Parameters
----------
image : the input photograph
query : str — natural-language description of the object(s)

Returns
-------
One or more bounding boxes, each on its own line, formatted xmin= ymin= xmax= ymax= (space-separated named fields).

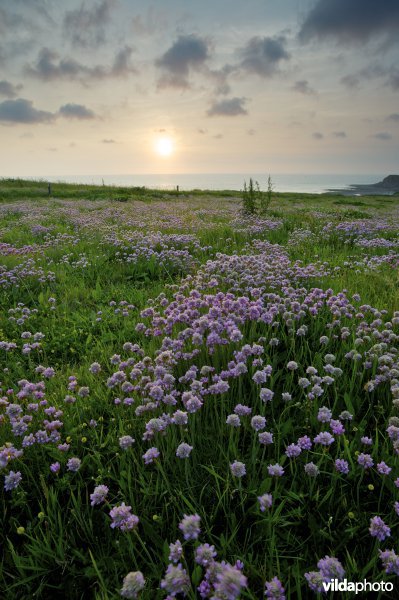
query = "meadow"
xmin=1 ymin=178 xmax=399 ymax=599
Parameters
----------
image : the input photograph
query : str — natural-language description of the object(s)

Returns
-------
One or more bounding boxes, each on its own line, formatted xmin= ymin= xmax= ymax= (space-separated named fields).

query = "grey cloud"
xmin=156 ymin=34 xmax=210 ymax=88
xmin=333 ymin=131 xmax=347 ymax=138
xmin=340 ymin=74 xmax=360 ymax=89
xmin=207 ymin=97 xmax=248 ymax=117
xmin=102 ymin=138 xmax=116 ymax=143
xmin=341 ymin=64 xmax=395 ymax=90
xmin=59 ymin=103 xmax=96 ymax=120
xmin=373 ymin=132 xmax=393 ymax=140
xmin=388 ymin=69 xmax=399 ymax=90
xmin=63 ymin=0 xmax=115 ymax=48
xmin=387 ymin=113 xmax=399 ymax=122
xmin=238 ymin=36 xmax=290 ymax=78
xmin=0 ymin=80 xmax=22 ymax=98
xmin=111 ymin=47 xmax=138 ymax=77
xmin=131 ymin=7 xmax=168 ymax=36
xmin=312 ymin=132 xmax=324 ymax=139
xmin=26 ymin=46 xmax=137 ymax=82
xmin=292 ymin=80 xmax=317 ymax=95
xmin=299 ymin=0 xmax=399 ymax=45
xmin=206 ymin=65 xmax=234 ymax=96
xmin=0 ymin=98 xmax=54 ymax=124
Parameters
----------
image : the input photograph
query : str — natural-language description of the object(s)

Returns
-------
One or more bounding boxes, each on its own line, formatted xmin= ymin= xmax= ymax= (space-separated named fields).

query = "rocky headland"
xmin=328 ymin=174 xmax=399 ymax=196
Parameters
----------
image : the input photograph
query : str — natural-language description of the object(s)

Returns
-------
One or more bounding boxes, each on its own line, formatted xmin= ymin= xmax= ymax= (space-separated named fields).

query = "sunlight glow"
xmin=155 ymin=137 xmax=174 ymax=157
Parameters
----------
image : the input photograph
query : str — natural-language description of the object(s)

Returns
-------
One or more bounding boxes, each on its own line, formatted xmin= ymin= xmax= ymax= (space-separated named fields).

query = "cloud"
xmin=388 ymin=68 xmax=399 ymax=90
xmin=333 ymin=131 xmax=347 ymax=138
xmin=340 ymin=74 xmax=360 ymax=89
xmin=387 ymin=113 xmax=399 ymax=122
xmin=299 ymin=0 xmax=399 ymax=45
xmin=26 ymin=46 xmax=137 ymax=82
xmin=207 ymin=97 xmax=248 ymax=117
xmin=111 ymin=47 xmax=138 ymax=77
xmin=312 ymin=132 xmax=324 ymax=139
xmin=131 ymin=6 xmax=168 ymax=36
xmin=340 ymin=64 xmax=394 ymax=90
xmin=237 ymin=36 xmax=290 ymax=78
xmin=102 ymin=138 xmax=116 ymax=143
xmin=0 ymin=79 xmax=22 ymax=98
xmin=0 ymin=98 xmax=54 ymax=124
xmin=63 ymin=0 xmax=115 ymax=48
xmin=372 ymin=132 xmax=393 ymax=140
xmin=156 ymin=34 xmax=210 ymax=88
xmin=58 ymin=103 xmax=96 ymax=120
xmin=292 ymin=80 xmax=317 ymax=95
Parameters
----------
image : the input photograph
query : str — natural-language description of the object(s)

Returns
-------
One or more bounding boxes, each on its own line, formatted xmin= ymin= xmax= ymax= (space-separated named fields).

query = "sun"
xmin=155 ymin=136 xmax=174 ymax=157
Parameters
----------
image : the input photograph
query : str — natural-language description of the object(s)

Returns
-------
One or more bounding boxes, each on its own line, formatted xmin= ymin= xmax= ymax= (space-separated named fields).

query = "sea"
xmin=33 ymin=173 xmax=385 ymax=195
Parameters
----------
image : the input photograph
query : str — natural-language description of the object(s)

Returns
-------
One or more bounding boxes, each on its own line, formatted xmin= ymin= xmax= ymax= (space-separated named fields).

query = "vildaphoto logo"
xmin=323 ymin=579 xmax=394 ymax=594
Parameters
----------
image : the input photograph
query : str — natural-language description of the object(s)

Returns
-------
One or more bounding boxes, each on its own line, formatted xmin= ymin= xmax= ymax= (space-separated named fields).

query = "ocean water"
xmin=37 ymin=173 xmax=385 ymax=194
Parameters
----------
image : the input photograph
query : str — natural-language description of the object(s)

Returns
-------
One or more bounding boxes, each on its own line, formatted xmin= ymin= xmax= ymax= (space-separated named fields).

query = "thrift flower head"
xmin=213 ymin=563 xmax=248 ymax=600
xmin=234 ymin=404 xmax=252 ymax=416
xmin=330 ymin=420 xmax=345 ymax=435
xmin=119 ymin=435 xmax=135 ymax=450
xmin=230 ymin=461 xmax=246 ymax=478
xmin=169 ymin=540 xmax=183 ymax=563
xmin=265 ymin=576 xmax=286 ymax=599
xmin=317 ymin=556 xmax=345 ymax=580
xmin=304 ymin=462 xmax=319 ymax=477
xmin=267 ymin=463 xmax=284 ymax=477
xmin=317 ymin=406 xmax=332 ymax=422
xmin=297 ymin=435 xmax=312 ymax=450
xmin=369 ymin=516 xmax=390 ymax=541
xmin=379 ymin=549 xmax=399 ymax=576
xmin=287 ymin=361 xmax=298 ymax=370
xmin=258 ymin=493 xmax=273 ymax=511
xmin=195 ymin=543 xmax=217 ymax=567
xmin=305 ymin=571 xmax=324 ymax=593
xmin=313 ymin=431 xmax=334 ymax=446
xmin=251 ymin=415 xmax=266 ymax=431
xmin=259 ymin=431 xmax=274 ymax=445
xmin=176 ymin=442 xmax=193 ymax=459
xmin=160 ymin=563 xmax=190 ymax=597
xmin=179 ymin=514 xmax=201 ymax=540
xmin=285 ymin=444 xmax=301 ymax=458
xmin=90 ymin=484 xmax=109 ymax=506
xmin=361 ymin=436 xmax=373 ymax=445
xmin=226 ymin=414 xmax=241 ymax=427
xmin=335 ymin=459 xmax=349 ymax=474
xmin=67 ymin=457 xmax=81 ymax=472
xmin=357 ymin=453 xmax=374 ymax=469
xmin=377 ymin=461 xmax=391 ymax=475
xmin=120 ymin=571 xmax=145 ymax=599
xmin=260 ymin=388 xmax=274 ymax=402
xmin=109 ymin=503 xmax=139 ymax=532
xmin=89 ymin=362 xmax=101 ymax=374
xmin=50 ymin=461 xmax=60 ymax=473
xmin=4 ymin=470 xmax=22 ymax=491
xmin=142 ymin=447 xmax=159 ymax=464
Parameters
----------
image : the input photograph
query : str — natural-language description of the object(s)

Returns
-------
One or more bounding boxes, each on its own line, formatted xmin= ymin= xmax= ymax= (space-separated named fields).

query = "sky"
xmin=0 ymin=0 xmax=398 ymax=176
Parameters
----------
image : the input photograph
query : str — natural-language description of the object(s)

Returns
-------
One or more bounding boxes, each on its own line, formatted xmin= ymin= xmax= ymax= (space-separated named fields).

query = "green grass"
xmin=1 ymin=179 xmax=399 ymax=598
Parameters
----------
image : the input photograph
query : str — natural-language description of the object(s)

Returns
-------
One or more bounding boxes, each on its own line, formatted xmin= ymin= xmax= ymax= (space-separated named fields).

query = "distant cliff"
xmin=328 ymin=174 xmax=399 ymax=196
xmin=376 ymin=175 xmax=399 ymax=190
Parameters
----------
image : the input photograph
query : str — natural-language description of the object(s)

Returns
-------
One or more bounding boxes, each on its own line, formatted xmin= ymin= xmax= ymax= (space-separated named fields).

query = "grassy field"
xmin=1 ymin=178 xmax=399 ymax=599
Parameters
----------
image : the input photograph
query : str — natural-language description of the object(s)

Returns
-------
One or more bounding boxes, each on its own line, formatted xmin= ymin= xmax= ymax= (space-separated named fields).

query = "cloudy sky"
xmin=1 ymin=0 xmax=398 ymax=176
